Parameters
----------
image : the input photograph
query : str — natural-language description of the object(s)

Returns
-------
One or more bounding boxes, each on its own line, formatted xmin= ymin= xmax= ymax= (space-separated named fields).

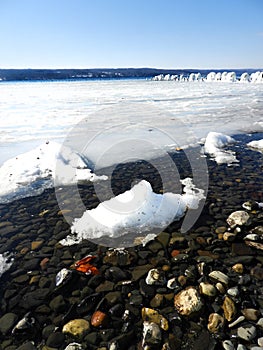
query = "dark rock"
xmin=104 ymin=266 xmax=129 ymax=282
xmin=42 ymin=324 xmax=56 ymax=340
xmin=0 ymin=313 xmax=18 ymax=335
xmin=21 ymin=288 xmax=50 ymax=309
xmin=95 ymin=281 xmax=114 ymax=293
xmin=16 ymin=342 xmax=37 ymax=350
xmin=46 ymin=332 xmax=65 ymax=347
xmin=49 ymin=295 xmax=66 ymax=313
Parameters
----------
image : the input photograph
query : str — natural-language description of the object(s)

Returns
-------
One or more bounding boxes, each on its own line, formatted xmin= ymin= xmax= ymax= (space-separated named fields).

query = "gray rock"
xmin=237 ymin=345 xmax=247 ymax=350
xmin=49 ymin=295 xmax=66 ymax=312
xmin=0 ymin=313 xmax=18 ymax=335
xmin=227 ymin=210 xmax=250 ymax=228
xmin=257 ymin=317 xmax=263 ymax=328
xmin=237 ymin=324 xmax=257 ymax=341
xmin=16 ymin=342 xmax=37 ymax=350
xmin=46 ymin=332 xmax=65 ymax=347
xmin=222 ymin=340 xmax=235 ymax=350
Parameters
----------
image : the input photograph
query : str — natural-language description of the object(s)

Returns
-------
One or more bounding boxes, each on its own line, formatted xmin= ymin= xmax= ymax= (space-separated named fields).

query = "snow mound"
xmin=204 ymin=132 xmax=238 ymax=165
xmin=60 ymin=178 xmax=205 ymax=246
xmin=0 ymin=141 xmax=107 ymax=203
xmin=247 ymin=139 xmax=263 ymax=150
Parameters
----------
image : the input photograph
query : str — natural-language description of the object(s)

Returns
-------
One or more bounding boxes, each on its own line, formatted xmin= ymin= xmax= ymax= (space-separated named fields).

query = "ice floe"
xmin=60 ymin=178 xmax=205 ymax=246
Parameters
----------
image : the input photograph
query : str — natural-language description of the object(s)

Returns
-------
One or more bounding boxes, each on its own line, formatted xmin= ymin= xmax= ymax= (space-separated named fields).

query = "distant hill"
xmin=0 ymin=68 xmax=260 ymax=82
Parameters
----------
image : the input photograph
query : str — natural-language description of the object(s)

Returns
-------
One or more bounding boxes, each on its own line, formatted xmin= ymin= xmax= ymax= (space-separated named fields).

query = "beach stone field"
xmin=0 ymin=133 xmax=262 ymax=350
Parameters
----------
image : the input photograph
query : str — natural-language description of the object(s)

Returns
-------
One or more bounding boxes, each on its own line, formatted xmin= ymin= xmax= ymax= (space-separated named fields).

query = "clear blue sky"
xmin=0 ymin=0 xmax=262 ymax=69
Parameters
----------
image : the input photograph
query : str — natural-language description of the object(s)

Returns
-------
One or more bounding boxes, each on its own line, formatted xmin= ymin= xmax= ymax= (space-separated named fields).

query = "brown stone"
xmin=232 ymin=263 xmax=244 ymax=274
xmin=222 ymin=296 xmax=236 ymax=321
xmin=91 ymin=311 xmax=108 ymax=328
xmin=241 ymin=308 xmax=260 ymax=321
xmin=197 ymin=250 xmax=219 ymax=259
xmin=207 ymin=313 xmax=225 ymax=333
xmin=231 ymin=243 xmax=254 ymax=256
xmin=251 ymin=266 xmax=263 ymax=280
xmin=40 ymin=257 xmax=49 ymax=270
xmin=31 ymin=240 xmax=44 ymax=251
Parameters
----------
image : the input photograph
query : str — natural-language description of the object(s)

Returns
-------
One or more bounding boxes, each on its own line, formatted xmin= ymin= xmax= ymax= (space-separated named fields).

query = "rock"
xmin=105 ymin=291 xmax=122 ymax=305
xmin=258 ymin=337 xmax=263 ymax=347
xmin=31 ymin=240 xmax=44 ymax=250
xmin=90 ymin=311 xmax=108 ymax=328
xmin=209 ymin=270 xmax=229 ymax=285
xmin=150 ymin=294 xmax=164 ymax=308
xmin=64 ymin=343 xmax=82 ymax=350
xmin=167 ymin=277 xmax=180 ymax=290
xmin=207 ymin=313 xmax=224 ymax=333
xmin=12 ymin=312 xmax=35 ymax=334
xmin=145 ymin=268 xmax=166 ymax=285
xmin=22 ymin=288 xmax=50 ymax=309
xmin=95 ymin=280 xmax=114 ymax=293
xmin=227 ymin=286 xmax=239 ymax=298
xmin=108 ymin=330 xmax=134 ymax=350
xmin=227 ymin=211 xmax=250 ymax=228
xmin=49 ymin=295 xmax=66 ymax=312
xmin=62 ymin=319 xmax=90 ymax=338
xmin=46 ymin=332 xmax=65 ymax=347
xmin=199 ymin=282 xmax=217 ymax=297
xmin=251 ymin=266 xmax=263 ymax=280
xmin=104 ymin=266 xmax=129 ymax=282
xmin=215 ymin=282 xmax=226 ymax=294
xmin=174 ymin=286 xmax=203 ymax=316
xmin=16 ymin=342 xmax=37 ymax=350
xmin=142 ymin=321 xmax=162 ymax=347
xmin=222 ymin=340 xmax=235 ymax=350
xmin=40 ymin=257 xmax=49 ymax=270
xmin=236 ymin=345 xmax=247 ymax=350
xmin=257 ymin=318 xmax=263 ymax=328
xmin=55 ymin=268 xmax=73 ymax=287
xmin=241 ymin=308 xmax=260 ymax=321
xmin=141 ymin=307 xmax=168 ymax=331
xmin=228 ymin=316 xmax=245 ymax=328
xmin=42 ymin=325 xmax=56 ymax=339
xmin=237 ymin=324 xmax=257 ymax=341
xmin=131 ymin=264 xmax=153 ymax=281
xmin=0 ymin=313 xmax=18 ymax=335
xmin=222 ymin=296 xmax=236 ymax=321
xmin=232 ymin=263 xmax=244 ymax=273
xmin=156 ymin=232 xmax=170 ymax=247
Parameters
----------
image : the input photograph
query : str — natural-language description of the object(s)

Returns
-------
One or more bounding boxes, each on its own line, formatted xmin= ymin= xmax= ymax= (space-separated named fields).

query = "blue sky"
xmin=0 ymin=0 xmax=262 ymax=69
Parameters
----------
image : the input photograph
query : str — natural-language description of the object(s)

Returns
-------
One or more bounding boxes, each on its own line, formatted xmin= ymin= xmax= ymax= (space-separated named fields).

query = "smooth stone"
xmin=141 ymin=307 xmax=168 ymax=331
xmin=16 ymin=342 xmax=37 ymax=350
xmin=85 ymin=332 xmax=98 ymax=345
xmin=232 ymin=263 xmax=244 ymax=273
xmin=142 ymin=321 xmax=162 ymax=347
xmin=49 ymin=295 xmax=66 ymax=312
xmin=209 ymin=270 xmax=229 ymax=285
xmin=215 ymin=282 xmax=226 ymax=294
xmin=251 ymin=266 xmax=263 ymax=280
xmin=131 ymin=264 xmax=153 ymax=281
xmin=227 ymin=211 xmax=250 ymax=228
xmin=105 ymin=291 xmax=122 ymax=305
xmin=104 ymin=266 xmax=128 ymax=282
xmin=222 ymin=296 xmax=236 ymax=321
xmin=145 ymin=268 xmax=166 ymax=285
xmin=156 ymin=232 xmax=170 ymax=247
xmin=174 ymin=286 xmax=203 ymax=316
xmin=228 ymin=316 xmax=245 ymax=328
xmin=236 ymin=345 xmax=247 ymax=350
xmin=95 ymin=281 xmax=114 ymax=293
xmin=241 ymin=308 xmax=260 ymax=321
xmin=199 ymin=282 xmax=217 ymax=297
xmin=227 ymin=286 xmax=239 ymax=297
xmin=223 ymin=232 xmax=236 ymax=242
xmin=42 ymin=325 xmax=56 ymax=340
xmin=90 ymin=311 xmax=108 ymax=328
xmin=207 ymin=313 xmax=224 ymax=333
xmin=62 ymin=319 xmax=90 ymax=338
xmin=31 ymin=240 xmax=44 ymax=250
xmin=257 ymin=318 xmax=263 ymax=328
xmin=258 ymin=337 xmax=263 ymax=347
xmin=0 ymin=313 xmax=18 ymax=335
xmin=237 ymin=324 xmax=257 ymax=341
xmin=222 ymin=340 xmax=235 ymax=350
xmin=46 ymin=332 xmax=65 ymax=347
xmin=150 ymin=294 xmax=164 ymax=308
xmin=64 ymin=343 xmax=82 ymax=350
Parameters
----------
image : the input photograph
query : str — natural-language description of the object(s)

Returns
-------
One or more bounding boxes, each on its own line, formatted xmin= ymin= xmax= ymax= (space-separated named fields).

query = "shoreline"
xmin=0 ymin=132 xmax=263 ymax=349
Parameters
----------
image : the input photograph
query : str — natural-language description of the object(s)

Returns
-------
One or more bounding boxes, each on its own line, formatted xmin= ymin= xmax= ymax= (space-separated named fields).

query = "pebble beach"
xmin=0 ymin=132 xmax=263 ymax=350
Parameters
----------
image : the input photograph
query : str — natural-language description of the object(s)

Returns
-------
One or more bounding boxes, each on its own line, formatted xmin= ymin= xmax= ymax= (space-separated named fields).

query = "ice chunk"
xmin=204 ymin=132 xmax=238 ymax=165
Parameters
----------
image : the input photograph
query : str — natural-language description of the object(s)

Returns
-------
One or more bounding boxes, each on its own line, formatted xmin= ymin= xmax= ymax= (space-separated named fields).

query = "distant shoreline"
xmin=0 ymin=68 xmax=262 ymax=82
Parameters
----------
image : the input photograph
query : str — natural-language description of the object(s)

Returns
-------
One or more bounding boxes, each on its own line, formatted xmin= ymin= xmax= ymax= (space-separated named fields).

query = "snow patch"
xmin=247 ymin=139 xmax=263 ymax=150
xmin=204 ymin=132 xmax=238 ymax=165
xmin=0 ymin=141 xmax=107 ymax=203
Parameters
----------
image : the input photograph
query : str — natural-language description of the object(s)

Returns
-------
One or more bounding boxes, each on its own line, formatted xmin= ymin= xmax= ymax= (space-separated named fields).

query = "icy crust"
xmin=60 ymin=178 xmax=205 ymax=246
xmin=204 ymin=132 xmax=238 ymax=165
xmin=0 ymin=141 xmax=107 ymax=204
xmin=247 ymin=139 xmax=263 ymax=150
xmin=0 ymin=253 xmax=13 ymax=278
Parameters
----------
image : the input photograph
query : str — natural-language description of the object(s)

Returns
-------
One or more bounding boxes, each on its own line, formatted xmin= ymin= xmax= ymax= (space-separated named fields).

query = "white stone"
xmin=174 ymin=286 xmax=203 ymax=316
xmin=227 ymin=286 xmax=239 ymax=297
xmin=145 ymin=269 xmax=165 ymax=286
xmin=142 ymin=321 xmax=162 ymax=347
xmin=237 ymin=324 xmax=257 ymax=341
xmin=227 ymin=211 xmax=250 ymax=228
xmin=222 ymin=340 xmax=235 ymax=350
xmin=258 ymin=337 xmax=263 ymax=347
xmin=228 ymin=316 xmax=245 ymax=328
xmin=64 ymin=343 xmax=82 ymax=350
xmin=209 ymin=270 xmax=229 ymax=285
xmin=237 ymin=345 xmax=247 ymax=350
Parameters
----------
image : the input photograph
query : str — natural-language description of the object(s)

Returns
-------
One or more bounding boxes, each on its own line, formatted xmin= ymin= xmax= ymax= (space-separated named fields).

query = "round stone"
xmin=222 ymin=296 xmax=236 ymax=322
xmin=232 ymin=263 xmax=244 ymax=274
xmin=62 ymin=319 xmax=90 ymax=338
xmin=174 ymin=286 xmax=203 ymax=316
xmin=199 ymin=282 xmax=217 ymax=297
xmin=227 ymin=210 xmax=250 ymax=228
xmin=237 ymin=324 xmax=257 ymax=341
xmin=90 ymin=311 xmax=108 ymax=328
xmin=207 ymin=313 xmax=224 ymax=333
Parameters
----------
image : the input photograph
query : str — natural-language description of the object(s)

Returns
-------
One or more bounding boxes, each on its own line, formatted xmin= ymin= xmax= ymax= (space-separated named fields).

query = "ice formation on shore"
xmin=247 ymin=139 xmax=263 ymax=150
xmin=0 ymin=141 xmax=107 ymax=203
xmin=204 ymin=132 xmax=238 ymax=165
xmin=60 ymin=178 xmax=205 ymax=246
xmin=152 ymin=70 xmax=263 ymax=83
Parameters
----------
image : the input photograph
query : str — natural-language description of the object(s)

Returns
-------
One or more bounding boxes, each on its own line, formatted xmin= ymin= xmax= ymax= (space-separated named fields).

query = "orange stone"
xmin=171 ymin=250 xmax=180 ymax=257
xmin=91 ymin=311 xmax=108 ymax=328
